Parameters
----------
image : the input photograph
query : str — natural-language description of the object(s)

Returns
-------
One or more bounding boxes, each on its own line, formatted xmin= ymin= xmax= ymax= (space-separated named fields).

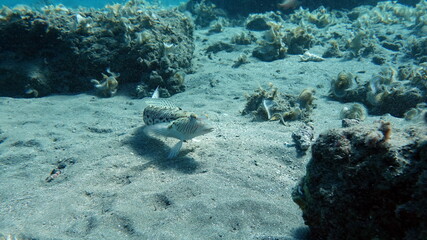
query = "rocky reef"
xmin=328 ymin=65 xmax=427 ymax=118
xmin=242 ymin=84 xmax=315 ymax=123
xmin=0 ymin=1 xmax=194 ymax=97
xmin=189 ymin=0 xmax=427 ymax=64
xmin=292 ymin=122 xmax=427 ymax=240
xmin=185 ymin=0 xmax=419 ymax=18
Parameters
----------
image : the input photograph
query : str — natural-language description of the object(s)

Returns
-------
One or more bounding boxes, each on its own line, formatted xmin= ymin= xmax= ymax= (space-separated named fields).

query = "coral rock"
xmin=292 ymin=123 xmax=427 ymax=240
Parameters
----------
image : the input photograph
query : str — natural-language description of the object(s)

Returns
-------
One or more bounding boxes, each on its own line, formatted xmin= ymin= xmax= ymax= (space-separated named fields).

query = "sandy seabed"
xmin=0 ymin=25 xmax=415 ymax=239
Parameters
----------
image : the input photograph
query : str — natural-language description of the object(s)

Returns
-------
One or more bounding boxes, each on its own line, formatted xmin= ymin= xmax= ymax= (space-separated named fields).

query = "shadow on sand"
xmin=125 ymin=126 xmax=201 ymax=174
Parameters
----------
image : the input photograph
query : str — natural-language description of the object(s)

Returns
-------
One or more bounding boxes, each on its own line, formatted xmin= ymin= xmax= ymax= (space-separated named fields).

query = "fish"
xmin=143 ymin=104 xmax=188 ymax=126
xmin=142 ymin=87 xmax=213 ymax=158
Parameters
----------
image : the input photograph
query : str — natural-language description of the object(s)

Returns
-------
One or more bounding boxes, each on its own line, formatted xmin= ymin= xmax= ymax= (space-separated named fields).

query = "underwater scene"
xmin=0 ymin=0 xmax=426 ymax=239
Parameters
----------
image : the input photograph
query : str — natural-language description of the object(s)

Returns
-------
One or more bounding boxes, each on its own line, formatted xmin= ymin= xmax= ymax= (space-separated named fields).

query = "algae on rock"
xmin=0 ymin=1 xmax=194 ymax=97
xmin=293 ymin=122 xmax=427 ymax=240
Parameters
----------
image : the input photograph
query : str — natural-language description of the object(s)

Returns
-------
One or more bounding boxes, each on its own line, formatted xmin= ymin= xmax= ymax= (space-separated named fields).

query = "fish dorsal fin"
xmin=144 ymin=98 xmax=178 ymax=109
xmin=152 ymin=86 xmax=160 ymax=99
xmin=142 ymin=86 xmax=179 ymax=109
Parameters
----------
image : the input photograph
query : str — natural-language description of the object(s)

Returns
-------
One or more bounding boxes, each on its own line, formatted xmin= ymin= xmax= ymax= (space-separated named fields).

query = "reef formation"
xmin=242 ymin=84 xmax=315 ymax=123
xmin=185 ymin=0 xmax=420 ymax=18
xmin=292 ymin=122 xmax=427 ymax=239
xmin=0 ymin=0 xmax=194 ymax=97
xmin=189 ymin=0 xmax=427 ymax=119
xmin=329 ymin=65 xmax=427 ymax=118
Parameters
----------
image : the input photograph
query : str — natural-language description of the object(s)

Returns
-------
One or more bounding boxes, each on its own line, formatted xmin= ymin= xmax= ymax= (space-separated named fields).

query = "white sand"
xmin=0 ymin=25 xmax=411 ymax=239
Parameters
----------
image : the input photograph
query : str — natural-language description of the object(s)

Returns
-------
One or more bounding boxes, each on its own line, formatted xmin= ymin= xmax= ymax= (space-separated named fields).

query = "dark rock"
xmin=382 ymin=41 xmax=401 ymax=51
xmin=0 ymin=3 xmax=194 ymax=97
xmin=252 ymin=42 xmax=286 ymax=62
xmin=246 ymin=17 xmax=270 ymax=31
xmin=372 ymin=55 xmax=386 ymax=65
xmin=322 ymin=41 xmax=343 ymax=58
xmin=329 ymin=68 xmax=426 ymax=118
xmin=231 ymin=32 xmax=257 ymax=45
xmin=291 ymin=124 xmax=314 ymax=151
xmin=409 ymin=37 xmax=427 ymax=63
xmin=370 ymin=88 xmax=424 ymax=117
xmin=283 ymin=27 xmax=314 ymax=55
xmin=184 ymin=0 xmax=226 ymax=27
xmin=242 ymin=85 xmax=312 ymax=122
xmin=292 ymin=122 xmax=427 ymax=240
xmin=341 ymin=118 xmax=361 ymax=127
xmin=206 ymin=41 xmax=235 ymax=53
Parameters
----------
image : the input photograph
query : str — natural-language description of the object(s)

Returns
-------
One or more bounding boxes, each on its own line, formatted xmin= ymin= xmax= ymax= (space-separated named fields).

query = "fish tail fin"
xmin=168 ymin=140 xmax=183 ymax=159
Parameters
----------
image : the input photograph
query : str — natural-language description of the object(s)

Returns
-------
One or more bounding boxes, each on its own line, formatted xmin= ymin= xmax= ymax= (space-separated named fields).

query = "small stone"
xmin=291 ymin=124 xmax=314 ymax=151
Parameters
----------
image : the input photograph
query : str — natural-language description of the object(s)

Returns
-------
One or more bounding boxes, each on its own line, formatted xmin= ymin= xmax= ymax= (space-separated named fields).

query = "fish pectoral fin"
xmin=143 ymin=123 xmax=170 ymax=137
xmin=168 ymin=140 xmax=183 ymax=159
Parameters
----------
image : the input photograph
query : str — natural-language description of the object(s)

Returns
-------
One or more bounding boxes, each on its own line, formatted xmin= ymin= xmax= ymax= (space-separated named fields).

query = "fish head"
xmin=170 ymin=114 xmax=214 ymax=140
xmin=194 ymin=119 xmax=214 ymax=136
xmin=143 ymin=113 xmax=214 ymax=141
xmin=191 ymin=114 xmax=214 ymax=136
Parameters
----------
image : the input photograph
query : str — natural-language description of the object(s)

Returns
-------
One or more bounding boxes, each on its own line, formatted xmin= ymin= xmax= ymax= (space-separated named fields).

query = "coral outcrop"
xmin=283 ymin=26 xmax=315 ymax=55
xmin=242 ymin=85 xmax=314 ymax=123
xmin=0 ymin=1 xmax=194 ymax=97
xmin=293 ymin=122 xmax=427 ymax=240
xmin=329 ymin=66 xmax=427 ymax=118
xmin=339 ymin=103 xmax=367 ymax=120
xmin=184 ymin=0 xmax=225 ymax=27
xmin=186 ymin=0 xmax=418 ymax=19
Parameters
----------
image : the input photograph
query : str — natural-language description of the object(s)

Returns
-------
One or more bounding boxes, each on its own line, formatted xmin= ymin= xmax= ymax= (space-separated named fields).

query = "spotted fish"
xmin=142 ymin=87 xmax=213 ymax=158
xmin=143 ymin=103 xmax=187 ymax=126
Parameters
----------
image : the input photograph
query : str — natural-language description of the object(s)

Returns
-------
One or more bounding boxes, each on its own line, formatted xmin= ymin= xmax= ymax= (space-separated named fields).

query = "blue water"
xmin=1 ymin=0 xmax=187 ymax=8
